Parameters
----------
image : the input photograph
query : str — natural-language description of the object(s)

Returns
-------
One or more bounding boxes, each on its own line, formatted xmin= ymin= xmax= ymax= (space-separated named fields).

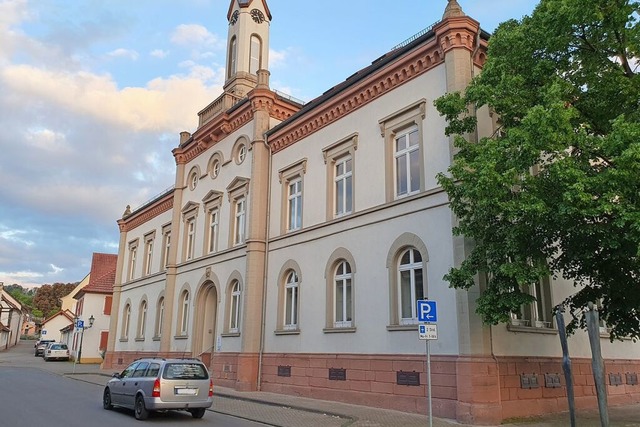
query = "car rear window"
xmin=162 ymin=363 xmax=208 ymax=380
xmin=50 ymin=344 xmax=67 ymax=350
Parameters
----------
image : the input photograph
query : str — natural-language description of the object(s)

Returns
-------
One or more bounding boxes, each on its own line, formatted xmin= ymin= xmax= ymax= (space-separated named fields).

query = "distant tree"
xmin=33 ymin=283 xmax=78 ymax=319
xmin=435 ymin=0 xmax=639 ymax=340
xmin=6 ymin=285 xmax=34 ymax=309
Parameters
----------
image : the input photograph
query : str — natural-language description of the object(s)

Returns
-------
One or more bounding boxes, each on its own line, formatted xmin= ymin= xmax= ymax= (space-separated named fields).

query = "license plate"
xmin=175 ymin=388 xmax=198 ymax=396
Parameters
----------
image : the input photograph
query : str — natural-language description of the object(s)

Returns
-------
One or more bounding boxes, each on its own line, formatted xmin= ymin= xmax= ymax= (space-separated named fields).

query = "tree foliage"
xmin=5 ymin=284 xmax=36 ymax=310
xmin=435 ymin=0 xmax=639 ymax=339
xmin=32 ymin=283 xmax=78 ymax=319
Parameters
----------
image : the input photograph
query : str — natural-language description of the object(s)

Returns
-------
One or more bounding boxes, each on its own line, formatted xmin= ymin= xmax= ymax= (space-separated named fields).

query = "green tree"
xmin=435 ymin=0 xmax=639 ymax=340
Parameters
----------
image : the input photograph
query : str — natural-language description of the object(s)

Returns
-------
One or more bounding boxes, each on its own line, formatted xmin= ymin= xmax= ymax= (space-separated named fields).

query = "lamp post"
xmin=74 ymin=315 xmax=95 ymax=365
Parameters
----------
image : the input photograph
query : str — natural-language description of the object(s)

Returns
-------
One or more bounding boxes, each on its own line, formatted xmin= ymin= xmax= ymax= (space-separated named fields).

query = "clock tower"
xmin=225 ymin=0 xmax=272 ymax=97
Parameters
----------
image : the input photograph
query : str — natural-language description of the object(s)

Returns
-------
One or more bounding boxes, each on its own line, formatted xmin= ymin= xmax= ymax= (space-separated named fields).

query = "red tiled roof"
xmin=75 ymin=252 xmax=117 ymax=298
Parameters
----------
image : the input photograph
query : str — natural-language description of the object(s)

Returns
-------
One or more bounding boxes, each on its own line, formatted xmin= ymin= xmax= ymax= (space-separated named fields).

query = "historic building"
xmin=103 ymin=1 xmax=640 ymax=424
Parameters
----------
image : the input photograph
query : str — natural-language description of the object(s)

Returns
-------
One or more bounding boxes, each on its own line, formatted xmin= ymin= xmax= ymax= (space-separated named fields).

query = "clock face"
xmin=250 ymin=9 xmax=265 ymax=24
xmin=230 ymin=10 xmax=239 ymax=25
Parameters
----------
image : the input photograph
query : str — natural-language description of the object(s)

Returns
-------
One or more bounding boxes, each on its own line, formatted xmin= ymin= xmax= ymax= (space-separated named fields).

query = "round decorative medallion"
xmin=250 ymin=9 xmax=265 ymax=23
xmin=230 ymin=10 xmax=239 ymax=25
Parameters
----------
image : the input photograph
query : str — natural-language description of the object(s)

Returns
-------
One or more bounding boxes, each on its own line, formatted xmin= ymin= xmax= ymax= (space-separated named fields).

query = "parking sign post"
xmin=417 ymin=299 xmax=438 ymax=427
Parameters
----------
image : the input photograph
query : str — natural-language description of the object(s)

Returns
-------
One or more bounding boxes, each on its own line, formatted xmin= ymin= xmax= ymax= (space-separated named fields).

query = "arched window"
xmin=229 ymin=281 xmax=241 ymax=332
xmin=177 ymin=290 xmax=190 ymax=335
xmin=249 ymin=35 xmax=261 ymax=74
xmin=399 ymin=248 xmax=423 ymax=324
xmin=284 ymin=271 xmax=299 ymax=330
xmin=121 ymin=303 xmax=131 ymax=340
xmin=154 ymin=296 xmax=164 ymax=338
xmin=228 ymin=37 xmax=237 ymax=77
xmin=334 ymin=261 xmax=353 ymax=328
xmin=137 ymin=300 xmax=147 ymax=339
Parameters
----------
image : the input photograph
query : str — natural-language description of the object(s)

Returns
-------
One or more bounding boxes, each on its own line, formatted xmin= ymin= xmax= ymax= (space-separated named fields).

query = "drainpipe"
xmin=257 ymin=131 xmax=272 ymax=391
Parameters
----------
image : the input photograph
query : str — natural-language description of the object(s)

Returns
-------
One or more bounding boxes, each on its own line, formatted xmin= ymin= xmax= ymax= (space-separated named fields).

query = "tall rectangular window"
xmin=186 ymin=219 xmax=195 ymax=260
xmin=127 ymin=241 xmax=138 ymax=281
xmin=143 ymin=232 xmax=155 ymax=276
xmin=234 ymin=197 xmax=246 ymax=245
xmin=208 ymin=209 xmax=218 ymax=253
xmin=335 ymin=156 xmax=352 ymax=217
xmin=161 ymin=228 xmax=171 ymax=270
xmin=249 ymin=35 xmax=261 ymax=74
xmin=395 ymin=127 xmax=420 ymax=197
xmin=288 ymin=178 xmax=302 ymax=231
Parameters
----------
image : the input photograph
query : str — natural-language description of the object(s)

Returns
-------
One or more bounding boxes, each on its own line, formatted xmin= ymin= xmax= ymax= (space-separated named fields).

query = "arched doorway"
xmin=194 ymin=282 xmax=218 ymax=368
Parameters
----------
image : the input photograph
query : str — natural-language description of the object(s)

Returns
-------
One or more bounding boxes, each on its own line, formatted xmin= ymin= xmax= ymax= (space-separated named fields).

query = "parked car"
xmin=102 ymin=358 xmax=213 ymax=420
xmin=34 ymin=339 xmax=55 ymax=357
xmin=43 ymin=343 xmax=70 ymax=361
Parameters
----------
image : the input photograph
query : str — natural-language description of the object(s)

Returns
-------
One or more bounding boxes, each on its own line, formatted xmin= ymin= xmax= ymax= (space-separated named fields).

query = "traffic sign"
xmin=419 ymin=324 xmax=438 ymax=340
xmin=417 ymin=300 xmax=437 ymax=323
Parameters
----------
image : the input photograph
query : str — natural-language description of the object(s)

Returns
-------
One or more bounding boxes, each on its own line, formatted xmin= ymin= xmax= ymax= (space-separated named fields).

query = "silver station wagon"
xmin=102 ymin=358 xmax=213 ymax=420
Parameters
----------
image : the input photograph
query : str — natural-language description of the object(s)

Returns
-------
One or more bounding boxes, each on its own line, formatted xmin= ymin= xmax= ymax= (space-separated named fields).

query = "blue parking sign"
xmin=417 ymin=300 xmax=437 ymax=323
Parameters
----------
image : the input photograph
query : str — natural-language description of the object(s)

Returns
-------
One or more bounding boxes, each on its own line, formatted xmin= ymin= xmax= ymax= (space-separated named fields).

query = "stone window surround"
xmin=278 ymin=158 xmax=307 ymax=235
xmin=322 ymin=133 xmax=358 ymax=221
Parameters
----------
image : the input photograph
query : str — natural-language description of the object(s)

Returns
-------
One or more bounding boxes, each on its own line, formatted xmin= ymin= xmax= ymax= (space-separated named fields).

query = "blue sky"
xmin=0 ymin=0 xmax=540 ymax=288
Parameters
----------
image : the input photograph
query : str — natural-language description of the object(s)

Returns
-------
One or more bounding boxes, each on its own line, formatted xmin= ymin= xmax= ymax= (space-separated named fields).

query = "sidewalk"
xmin=64 ymin=363 xmax=640 ymax=427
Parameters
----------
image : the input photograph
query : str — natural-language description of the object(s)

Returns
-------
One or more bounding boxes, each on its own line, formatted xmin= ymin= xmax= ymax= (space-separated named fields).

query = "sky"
xmin=0 ymin=0 xmax=540 ymax=288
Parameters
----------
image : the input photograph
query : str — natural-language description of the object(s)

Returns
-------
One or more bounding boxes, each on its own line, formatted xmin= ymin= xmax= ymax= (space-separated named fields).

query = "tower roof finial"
xmin=443 ymin=0 xmax=465 ymax=19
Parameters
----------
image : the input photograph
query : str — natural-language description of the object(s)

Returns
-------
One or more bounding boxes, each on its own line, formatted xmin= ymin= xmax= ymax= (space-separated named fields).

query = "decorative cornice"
xmin=118 ymin=193 xmax=174 ymax=232
xmin=268 ymin=38 xmax=445 ymax=153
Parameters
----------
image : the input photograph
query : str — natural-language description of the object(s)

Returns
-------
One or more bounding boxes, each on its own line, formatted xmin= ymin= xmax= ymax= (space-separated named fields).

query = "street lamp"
xmin=75 ymin=315 xmax=95 ymax=365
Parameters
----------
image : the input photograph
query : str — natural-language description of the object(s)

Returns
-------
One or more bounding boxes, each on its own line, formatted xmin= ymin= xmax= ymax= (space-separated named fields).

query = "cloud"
xmin=269 ymin=48 xmax=288 ymax=68
xmin=2 ymin=64 xmax=223 ymax=132
xmin=171 ymin=24 xmax=219 ymax=48
xmin=107 ymin=48 xmax=139 ymax=60
xmin=150 ymin=49 xmax=169 ymax=59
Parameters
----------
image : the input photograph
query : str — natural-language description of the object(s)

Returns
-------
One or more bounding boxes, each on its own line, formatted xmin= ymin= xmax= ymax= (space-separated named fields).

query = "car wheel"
xmin=189 ymin=408 xmax=206 ymax=419
xmin=134 ymin=395 xmax=149 ymax=420
xmin=103 ymin=388 xmax=113 ymax=410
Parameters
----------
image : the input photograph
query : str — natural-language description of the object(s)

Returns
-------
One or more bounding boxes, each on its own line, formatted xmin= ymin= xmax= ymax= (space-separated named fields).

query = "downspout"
xmin=257 ymin=131 xmax=272 ymax=391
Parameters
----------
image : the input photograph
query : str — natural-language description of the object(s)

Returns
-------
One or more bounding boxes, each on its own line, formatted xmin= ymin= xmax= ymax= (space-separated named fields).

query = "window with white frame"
xmin=334 ymin=261 xmax=353 ymax=328
xmin=323 ymin=134 xmax=357 ymax=220
xmin=234 ymin=197 xmax=246 ymax=245
xmin=181 ymin=202 xmax=199 ymax=261
xmin=208 ymin=151 xmax=223 ymax=180
xmin=399 ymin=248 xmax=424 ymax=325
xmin=161 ymin=225 xmax=171 ymax=270
xmin=510 ymin=276 xmax=553 ymax=328
xmin=226 ymin=177 xmax=250 ymax=247
xmin=287 ymin=178 xmax=302 ymax=231
xmin=394 ymin=126 xmax=420 ymax=197
xmin=121 ymin=303 xmax=131 ymax=340
xmin=284 ymin=271 xmax=299 ymax=330
xmin=143 ymin=231 xmax=155 ymax=276
xmin=154 ymin=296 xmax=164 ymax=338
xmin=233 ymin=138 xmax=249 ymax=165
xmin=229 ymin=281 xmax=241 ymax=332
xmin=137 ymin=300 xmax=147 ymax=339
xmin=379 ymin=100 xmax=426 ymax=202
xmin=202 ymin=190 xmax=223 ymax=254
xmin=187 ymin=166 xmax=200 ymax=191
xmin=127 ymin=240 xmax=139 ymax=281
xmin=177 ymin=290 xmax=189 ymax=336
xmin=278 ymin=159 xmax=307 ymax=234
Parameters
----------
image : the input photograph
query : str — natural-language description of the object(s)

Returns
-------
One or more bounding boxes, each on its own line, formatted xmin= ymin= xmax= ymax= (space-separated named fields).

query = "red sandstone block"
xmin=370 ymin=381 xmax=394 ymax=394
xmin=292 ymin=375 xmax=309 ymax=386
xmin=348 ymin=359 xmax=371 ymax=370
xmin=347 ymin=369 xmax=366 ymax=381
xmin=365 ymin=370 xmax=376 ymax=381
xmin=515 ymin=362 xmax=540 ymax=375
xmin=432 ymin=373 xmax=457 ymax=387
xmin=393 ymin=383 xmax=425 ymax=397
xmin=516 ymin=386 xmax=543 ymax=400
xmin=431 ymin=385 xmax=457 ymax=400
xmin=308 ymin=358 xmax=326 ymax=368
xmin=459 ymin=385 xmax=500 ymax=403
xmin=308 ymin=377 xmax=328 ymax=388
xmin=542 ymin=387 xmax=566 ymax=398
xmin=432 ymin=360 xmax=456 ymax=374
xmin=307 ymin=367 xmax=326 ymax=378
xmin=349 ymin=380 xmax=371 ymax=392
xmin=375 ymin=371 xmax=396 ymax=383
xmin=574 ymin=374 xmax=587 ymax=386
xmin=502 ymin=375 xmax=521 ymax=388
xmin=370 ymin=360 xmax=393 ymax=372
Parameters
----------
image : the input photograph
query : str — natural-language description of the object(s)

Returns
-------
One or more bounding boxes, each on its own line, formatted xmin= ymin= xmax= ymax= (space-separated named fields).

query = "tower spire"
xmin=442 ymin=0 xmax=465 ymax=19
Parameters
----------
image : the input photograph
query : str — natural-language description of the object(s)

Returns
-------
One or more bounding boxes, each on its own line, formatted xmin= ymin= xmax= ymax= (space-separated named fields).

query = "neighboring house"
xmin=40 ymin=310 xmax=75 ymax=344
xmin=0 ymin=283 xmax=23 ymax=351
xmin=103 ymin=1 xmax=640 ymax=424
xmin=69 ymin=253 xmax=116 ymax=363
xmin=61 ymin=273 xmax=90 ymax=312
xmin=21 ymin=318 xmax=37 ymax=337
